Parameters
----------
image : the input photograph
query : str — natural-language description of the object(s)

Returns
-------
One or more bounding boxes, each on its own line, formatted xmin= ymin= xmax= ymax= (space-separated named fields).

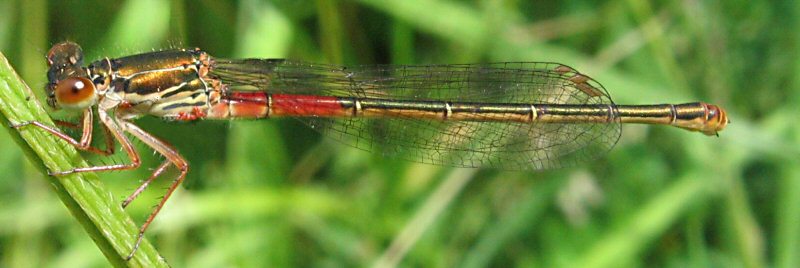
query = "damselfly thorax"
xmin=62 ymin=47 xmax=221 ymax=120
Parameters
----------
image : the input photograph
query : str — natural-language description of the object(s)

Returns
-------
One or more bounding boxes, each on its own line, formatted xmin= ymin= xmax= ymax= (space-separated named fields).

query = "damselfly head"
xmin=45 ymin=42 xmax=95 ymax=110
xmin=47 ymin=42 xmax=83 ymax=67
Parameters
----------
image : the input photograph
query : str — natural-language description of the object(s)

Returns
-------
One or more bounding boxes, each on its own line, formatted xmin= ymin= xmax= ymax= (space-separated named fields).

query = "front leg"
xmin=12 ymin=106 xmax=142 ymax=176
xmin=12 ymin=108 xmax=114 ymax=156
xmin=44 ymin=107 xmax=142 ymax=176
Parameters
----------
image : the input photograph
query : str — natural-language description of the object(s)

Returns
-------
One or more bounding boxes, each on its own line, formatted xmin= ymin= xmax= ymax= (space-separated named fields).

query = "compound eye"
xmin=54 ymin=77 xmax=97 ymax=109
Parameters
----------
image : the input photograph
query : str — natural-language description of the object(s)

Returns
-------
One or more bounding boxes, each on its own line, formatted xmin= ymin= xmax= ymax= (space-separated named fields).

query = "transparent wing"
xmin=209 ymin=59 xmax=621 ymax=170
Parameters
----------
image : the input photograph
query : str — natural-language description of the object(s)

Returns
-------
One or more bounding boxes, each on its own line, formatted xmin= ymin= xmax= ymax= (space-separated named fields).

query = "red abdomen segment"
xmin=207 ymin=92 xmax=349 ymax=119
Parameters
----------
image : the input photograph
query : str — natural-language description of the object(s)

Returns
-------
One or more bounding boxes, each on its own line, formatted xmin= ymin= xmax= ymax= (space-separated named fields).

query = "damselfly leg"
xmin=13 ymin=103 xmax=188 ymax=260
xmin=13 ymin=108 xmax=114 ymax=156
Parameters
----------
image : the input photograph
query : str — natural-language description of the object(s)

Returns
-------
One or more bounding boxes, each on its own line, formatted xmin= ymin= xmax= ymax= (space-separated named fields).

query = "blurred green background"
xmin=0 ymin=0 xmax=795 ymax=267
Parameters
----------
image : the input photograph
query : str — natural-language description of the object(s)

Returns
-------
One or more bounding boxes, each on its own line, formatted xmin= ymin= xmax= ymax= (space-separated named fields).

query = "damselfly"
xmin=13 ymin=42 xmax=728 ymax=260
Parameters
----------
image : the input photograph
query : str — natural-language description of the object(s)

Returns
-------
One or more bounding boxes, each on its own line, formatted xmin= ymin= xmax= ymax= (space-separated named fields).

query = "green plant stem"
xmin=0 ymin=52 xmax=168 ymax=267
